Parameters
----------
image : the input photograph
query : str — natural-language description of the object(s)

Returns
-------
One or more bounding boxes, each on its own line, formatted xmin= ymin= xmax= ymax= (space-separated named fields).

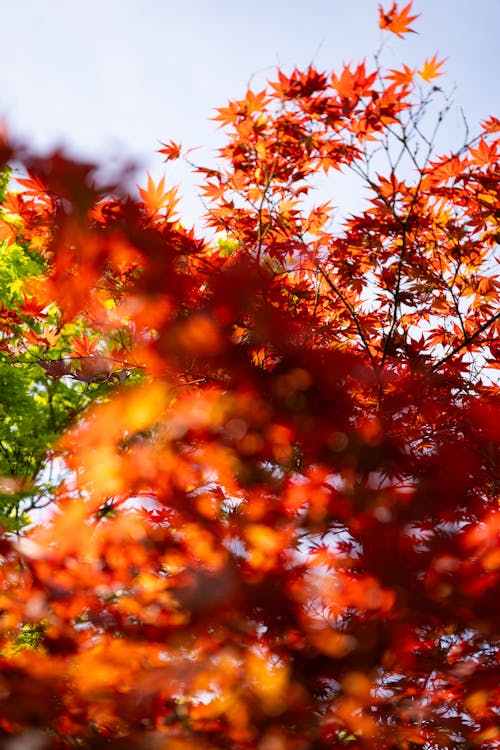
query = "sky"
xmin=1 ymin=0 xmax=499 ymax=226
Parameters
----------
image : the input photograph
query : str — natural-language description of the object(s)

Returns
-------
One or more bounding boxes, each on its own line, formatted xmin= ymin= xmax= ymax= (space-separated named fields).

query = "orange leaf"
xmin=71 ymin=332 xmax=99 ymax=358
xmin=385 ymin=64 xmax=415 ymax=86
xmin=481 ymin=115 xmax=500 ymax=134
xmin=137 ymin=172 xmax=179 ymax=216
xmin=378 ymin=2 xmax=419 ymax=38
xmin=469 ymin=137 xmax=498 ymax=168
xmin=16 ymin=170 xmax=50 ymax=198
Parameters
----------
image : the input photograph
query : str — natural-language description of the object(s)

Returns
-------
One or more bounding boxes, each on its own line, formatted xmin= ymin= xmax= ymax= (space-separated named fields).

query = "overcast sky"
xmin=1 ymin=0 xmax=498 ymax=225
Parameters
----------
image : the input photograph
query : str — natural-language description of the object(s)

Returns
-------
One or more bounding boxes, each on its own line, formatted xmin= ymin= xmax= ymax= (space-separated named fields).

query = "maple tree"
xmin=0 ymin=2 xmax=499 ymax=748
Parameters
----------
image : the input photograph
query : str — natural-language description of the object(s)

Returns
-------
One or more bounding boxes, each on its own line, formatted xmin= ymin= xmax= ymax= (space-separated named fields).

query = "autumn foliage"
xmin=0 ymin=3 xmax=499 ymax=748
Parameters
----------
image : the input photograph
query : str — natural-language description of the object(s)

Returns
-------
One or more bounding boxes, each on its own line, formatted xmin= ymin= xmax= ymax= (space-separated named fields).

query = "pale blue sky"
xmin=1 ymin=0 xmax=498 ymax=224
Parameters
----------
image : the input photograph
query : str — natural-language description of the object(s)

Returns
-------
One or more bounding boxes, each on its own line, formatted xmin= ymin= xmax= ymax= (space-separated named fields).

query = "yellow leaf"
xmin=418 ymin=54 xmax=446 ymax=83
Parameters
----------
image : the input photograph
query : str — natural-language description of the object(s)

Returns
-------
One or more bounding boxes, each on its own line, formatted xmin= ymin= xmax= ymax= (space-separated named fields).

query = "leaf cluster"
xmin=0 ymin=4 xmax=498 ymax=749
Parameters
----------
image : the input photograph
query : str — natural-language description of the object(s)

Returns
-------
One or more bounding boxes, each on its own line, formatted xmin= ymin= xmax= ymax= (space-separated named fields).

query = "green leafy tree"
xmin=0 ymin=167 xmax=133 ymax=530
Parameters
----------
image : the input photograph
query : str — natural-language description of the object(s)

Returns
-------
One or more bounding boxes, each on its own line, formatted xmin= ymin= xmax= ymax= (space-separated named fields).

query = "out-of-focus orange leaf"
xmin=246 ymin=650 xmax=290 ymax=715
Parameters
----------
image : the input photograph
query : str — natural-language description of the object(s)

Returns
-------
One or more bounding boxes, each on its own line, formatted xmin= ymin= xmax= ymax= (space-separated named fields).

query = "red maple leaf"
xmin=18 ymin=294 xmax=48 ymax=319
xmin=158 ymin=140 xmax=182 ymax=162
xmin=378 ymin=1 xmax=419 ymax=37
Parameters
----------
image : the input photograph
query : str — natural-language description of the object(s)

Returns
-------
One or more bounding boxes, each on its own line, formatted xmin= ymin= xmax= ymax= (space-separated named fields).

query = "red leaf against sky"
xmin=378 ymin=1 xmax=420 ymax=37
xmin=158 ymin=139 xmax=182 ymax=162
xmin=385 ymin=64 xmax=415 ymax=86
